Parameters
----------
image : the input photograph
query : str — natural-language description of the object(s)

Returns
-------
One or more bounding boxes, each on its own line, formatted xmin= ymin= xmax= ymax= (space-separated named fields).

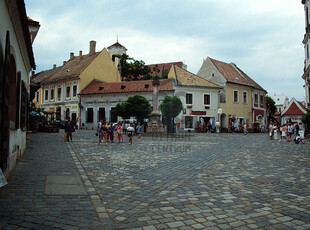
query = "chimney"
xmin=89 ymin=40 xmax=96 ymax=55
xmin=53 ymin=64 xmax=56 ymax=69
xmin=79 ymin=50 xmax=82 ymax=58
xmin=70 ymin=52 xmax=74 ymax=60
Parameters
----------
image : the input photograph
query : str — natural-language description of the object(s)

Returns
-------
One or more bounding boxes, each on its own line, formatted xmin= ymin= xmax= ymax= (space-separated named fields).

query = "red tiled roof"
xmin=79 ymin=79 xmax=174 ymax=95
xmin=147 ymin=62 xmax=184 ymax=77
xmin=283 ymin=100 xmax=306 ymax=115
xmin=210 ymin=58 xmax=266 ymax=92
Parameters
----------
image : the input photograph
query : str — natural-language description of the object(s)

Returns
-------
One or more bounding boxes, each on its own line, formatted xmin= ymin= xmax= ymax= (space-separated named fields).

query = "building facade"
xmin=0 ymin=0 xmax=37 ymax=177
xmin=197 ymin=57 xmax=267 ymax=132
xmin=302 ymin=0 xmax=310 ymax=111
xmin=281 ymin=98 xmax=306 ymax=130
xmin=79 ymin=79 xmax=174 ymax=129
xmin=31 ymin=41 xmax=123 ymax=125
xmin=168 ymin=65 xmax=222 ymax=132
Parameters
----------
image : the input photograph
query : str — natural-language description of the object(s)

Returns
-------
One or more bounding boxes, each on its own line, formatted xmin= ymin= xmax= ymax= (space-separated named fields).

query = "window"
xmin=233 ymin=90 xmax=239 ymax=103
xmin=57 ymin=88 xmax=61 ymax=100
xmin=260 ymin=95 xmax=264 ymax=105
xmin=87 ymin=108 xmax=94 ymax=122
xmin=254 ymin=93 xmax=258 ymax=104
xmin=45 ymin=89 xmax=48 ymax=101
xmin=36 ymin=91 xmax=39 ymax=103
xmin=186 ymin=93 xmax=193 ymax=104
xmin=66 ymin=86 xmax=70 ymax=98
xmin=243 ymin=91 xmax=247 ymax=104
xmin=50 ymin=89 xmax=54 ymax=100
xmin=204 ymin=94 xmax=210 ymax=105
xmin=73 ymin=85 xmax=77 ymax=97
xmin=185 ymin=116 xmax=193 ymax=129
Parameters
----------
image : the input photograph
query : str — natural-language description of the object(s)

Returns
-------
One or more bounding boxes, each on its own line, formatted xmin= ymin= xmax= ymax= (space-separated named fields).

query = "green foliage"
xmin=113 ymin=54 xmax=151 ymax=81
xmin=265 ymin=96 xmax=277 ymax=116
xmin=302 ymin=113 xmax=310 ymax=124
xmin=160 ymin=96 xmax=183 ymax=119
xmin=114 ymin=95 xmax=151 ymax=121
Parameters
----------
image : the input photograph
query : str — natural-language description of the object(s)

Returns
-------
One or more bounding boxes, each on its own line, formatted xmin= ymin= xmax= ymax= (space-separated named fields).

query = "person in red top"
xmin=115 ymin=121 xmax=123 ymax=144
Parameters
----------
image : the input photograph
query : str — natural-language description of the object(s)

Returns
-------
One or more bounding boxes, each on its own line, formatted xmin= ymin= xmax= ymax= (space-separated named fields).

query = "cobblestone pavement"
xmin=0 ymin=130 xmax=309 ymax=230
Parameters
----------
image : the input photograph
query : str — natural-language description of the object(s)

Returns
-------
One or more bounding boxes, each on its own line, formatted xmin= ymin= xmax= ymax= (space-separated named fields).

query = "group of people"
xmin=97 ymin=120 xmax=143 ymax=145
xmin=269 ymin=121 xmax=304 ymax=144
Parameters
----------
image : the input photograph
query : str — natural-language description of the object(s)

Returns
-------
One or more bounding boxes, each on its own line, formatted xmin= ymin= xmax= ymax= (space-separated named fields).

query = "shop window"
xmin=87 ymin=108 xmax=94 ymax=122
xmin=185 ymin=116 xmax=193 ymax=129
xmin=186 ymin=93 xmax=193 ymax=104
xmin=233 ymin=90 xmax=239 ymax=103
xmin=73 ymin=85 xmax=77 ymax=97
xmin=204 ymin=94 xmax=210 ymax=105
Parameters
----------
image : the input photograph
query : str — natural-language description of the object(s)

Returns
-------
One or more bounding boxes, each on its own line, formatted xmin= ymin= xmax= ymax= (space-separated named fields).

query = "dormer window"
xmin=99 ymin=86 xmax=104 ymax=90
xmin=121 ymin=85 xmax=125 ymax=89
xmin=144 ymin=84 xmax=149 ymax=88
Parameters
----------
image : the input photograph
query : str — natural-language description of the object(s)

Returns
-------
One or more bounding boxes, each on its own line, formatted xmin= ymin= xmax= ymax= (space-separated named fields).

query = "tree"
xmin=126 ymin=95 xmax=151 ymax=121
xmin=113 ymin=54 xmax=151 ymax=81
xmin=265 ymin=96 xmax=277 ymax=121
xmin=160 ymin=96 xmax=183 ymax=133
xmin=115 ymin=95 xmax=151 ymax=121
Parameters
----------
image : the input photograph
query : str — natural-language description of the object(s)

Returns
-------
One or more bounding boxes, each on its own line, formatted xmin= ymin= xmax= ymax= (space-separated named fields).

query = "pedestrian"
xmin=243 ymin=123 xmax=247 ymax=135
xmin=136 ymin=122 xmax=142 ymax=140
xmin=98 ymin=121 xmax=108 ymax=145
xmin=115 ymin=121 xmax=123 ymax=144
xmin=287 ymin=123 xmax=293 ymax=141
xmin=294 ymin=134 xmax=305 ymax=144
xmin=108 ymin=123 xmax=115 ymax=143
xmin=273 ymin=123 xmax=278 ymax=140
xmin=294 ymin=122 xmax=300 ymax=138
xmin=65 ymin=117 xmax=74 ymax=142
xmin=127 ymin=123 xmax=135 ymax=145
xmin=279 ymin=125 xmax=286 ymax=142
xmin=269 ymin=121 xmax=274 ymax=140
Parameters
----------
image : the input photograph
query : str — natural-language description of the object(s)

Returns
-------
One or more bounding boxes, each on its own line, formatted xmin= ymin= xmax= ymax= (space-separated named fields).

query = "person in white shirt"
xmin=127 ymin=123 xmax=135 ymax=145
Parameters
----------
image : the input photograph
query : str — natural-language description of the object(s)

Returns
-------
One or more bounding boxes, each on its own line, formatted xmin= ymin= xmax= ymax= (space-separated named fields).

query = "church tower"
xmin=107 ymin=39 xmax=127 ymax=68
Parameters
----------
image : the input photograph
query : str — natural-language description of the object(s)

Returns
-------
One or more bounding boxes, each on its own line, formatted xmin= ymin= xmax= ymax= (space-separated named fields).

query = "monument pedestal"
xmin=146 ymin=112 xmax=165 ymax=133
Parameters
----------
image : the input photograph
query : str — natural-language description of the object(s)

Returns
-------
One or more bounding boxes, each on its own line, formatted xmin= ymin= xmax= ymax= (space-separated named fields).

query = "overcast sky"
xmin=26 ymin=0 xmax=306 ymax=101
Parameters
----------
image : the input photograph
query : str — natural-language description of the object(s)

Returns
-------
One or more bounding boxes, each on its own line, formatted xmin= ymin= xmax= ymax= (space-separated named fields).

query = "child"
xmin=136 ymin=122 xmax=142 ymax=140
xmin=98 ymin=122 xmax=108 ymax=145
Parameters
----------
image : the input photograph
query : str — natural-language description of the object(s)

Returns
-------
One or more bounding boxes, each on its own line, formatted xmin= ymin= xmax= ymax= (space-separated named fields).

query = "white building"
xmin=79 ymin=79 xmax=174 ymax=128
xmin=302 ymin=0 xmax=310 ymax=111
xmin=0 ymin=0 xmax=38 ymax=177
xmin=168 ymin=65 xmax=222 ymax=132
xmin=271 ymin=94 xmax=289 ymax=114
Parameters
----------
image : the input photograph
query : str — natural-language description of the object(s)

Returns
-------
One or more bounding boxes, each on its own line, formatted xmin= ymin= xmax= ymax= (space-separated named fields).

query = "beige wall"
xmin=79 ymin=48 xmax=121 ymax=90
xmin=221 ymin=84 xmax=253 ymax=128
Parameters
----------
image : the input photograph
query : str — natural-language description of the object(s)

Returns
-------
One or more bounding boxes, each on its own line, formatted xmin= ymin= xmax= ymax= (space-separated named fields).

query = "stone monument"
xmin=146 ymin=75 xmax=165 ymax=133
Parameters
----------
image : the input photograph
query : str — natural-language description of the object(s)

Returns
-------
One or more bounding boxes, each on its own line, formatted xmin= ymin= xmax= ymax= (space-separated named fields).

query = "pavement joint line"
xmin=66 ymin=142 xmax=114 ymax=227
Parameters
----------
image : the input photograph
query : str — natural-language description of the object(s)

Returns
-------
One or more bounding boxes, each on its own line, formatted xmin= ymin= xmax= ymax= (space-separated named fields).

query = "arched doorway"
xmin=56 ymin=107 xmax=61 ymax=120
xmin=66 ymin=108 xmax=70 ymax=119
xmin=221 ymin=113 xmax=227 ymax=132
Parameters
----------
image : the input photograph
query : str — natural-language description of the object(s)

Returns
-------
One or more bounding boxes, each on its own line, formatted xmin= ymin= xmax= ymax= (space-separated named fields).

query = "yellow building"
xmin=31 ymin=40 xmax=124 ymax=125
xmin=197 ymin=57 xmax=267 ymax=132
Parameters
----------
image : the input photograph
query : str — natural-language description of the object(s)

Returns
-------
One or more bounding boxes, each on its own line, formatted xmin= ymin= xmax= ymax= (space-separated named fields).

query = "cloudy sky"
xmin=26 ymin=0 xmax=306 ymax=101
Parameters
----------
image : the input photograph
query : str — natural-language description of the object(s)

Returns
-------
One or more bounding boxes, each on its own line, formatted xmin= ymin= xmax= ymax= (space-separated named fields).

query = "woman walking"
xmin=136 ymin=122 xmax=142 ymax=141
xmin=98 ymin=122 xmax=108 ymax=145
xmin=115 ymin=121 xmax=123 ymax=144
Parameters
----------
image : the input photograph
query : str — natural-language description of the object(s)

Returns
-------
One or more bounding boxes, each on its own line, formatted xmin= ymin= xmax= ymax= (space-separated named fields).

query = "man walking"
xmin=65 ymin=117 xmax=74 ymax=142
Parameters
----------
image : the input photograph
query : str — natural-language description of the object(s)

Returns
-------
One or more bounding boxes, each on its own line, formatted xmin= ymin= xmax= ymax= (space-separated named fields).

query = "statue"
xmin=146 ymin=66 xmax=165 ymax=133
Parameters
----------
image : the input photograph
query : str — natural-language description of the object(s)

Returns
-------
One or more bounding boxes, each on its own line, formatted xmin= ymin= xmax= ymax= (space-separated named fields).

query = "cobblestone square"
xmin=0 ymin=130 xmax=309 ymax=229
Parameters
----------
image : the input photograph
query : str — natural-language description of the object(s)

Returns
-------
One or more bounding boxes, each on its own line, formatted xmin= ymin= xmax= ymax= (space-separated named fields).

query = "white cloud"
xmin=26 ymin=0 xmax=306 ymax=101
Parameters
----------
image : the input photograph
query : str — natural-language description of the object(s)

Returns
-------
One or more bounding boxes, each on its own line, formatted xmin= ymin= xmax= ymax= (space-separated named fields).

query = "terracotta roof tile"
xmin=210 ymin=58 xmax=266 ymax=92
xmin=79 ymin=79 xmax=174 ymax=95
xmin=172 ymin=65 xmax=221 ymax=88
xmin=147 ymin=62 xmax=184 ymax=77
xmin=31 ymin=66 xmax=61 ymax=84
xmin=283 ymin=102 xmax=305 ymax=115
